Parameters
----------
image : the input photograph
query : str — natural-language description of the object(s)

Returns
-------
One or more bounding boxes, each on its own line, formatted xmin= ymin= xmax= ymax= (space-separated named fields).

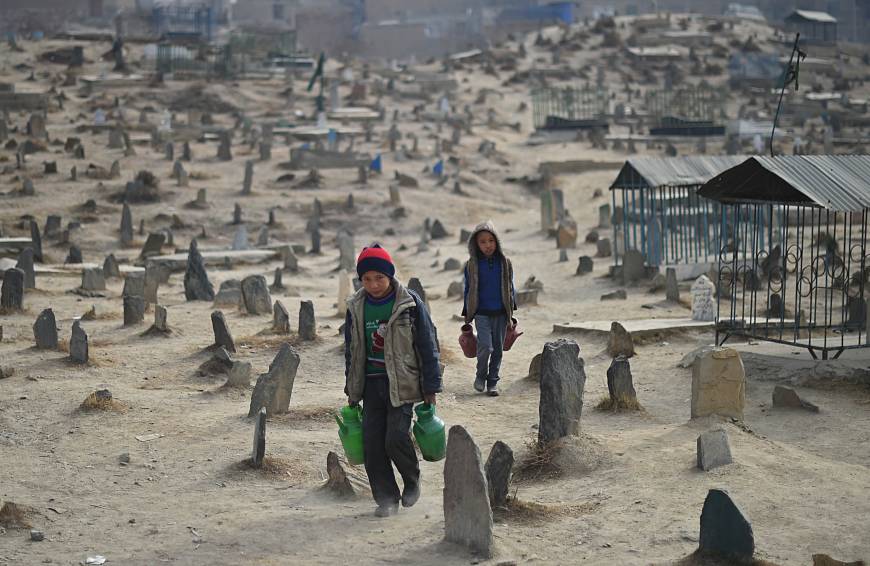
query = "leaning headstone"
xmin=81 ymin=268 xmax=106 ymax=291
xmin=273 ymin=300 xmax=290 ymax=334
xmin=241 ymin=160 xmax=254 ymax=195
xmin=241 ymin=275 xmax=272 ymax=315
xmin=15 ymin=248 xmax=36 ymax=289
xmin=772 ymin=385 xmax=819 ymax=412
xmin=484 ymin=441 xmax=514 ymax=509
xmin=211 ymin=311 xmax=236 ymax=352
xmin=298 ymin=300 xmax=316 ymax=341
xmin=443 ymin=425 xmax=493 ymax=558
xmin=103 ymin=254 xmax=121 ymax=279
xmin=1 ymin=268 xmax=25 ymax=312
xmin=33 ymin=308 xmax=58 ymax=349
xmin=252 ymin=407 xmax=266 ymax=468
xmin=123 ymin=295 xmax=146 ymax=326
xmin=538 ymin=339 xmax=586 ymax=444
xmin=606 ymin=355 xmax=637 ymax=405
xmin=69 ymin=320 xmax=88 ymax=363
xmin=184 ymin=239 xmax=214 ymax=300
xmin=621 ymin=250 xmax=646 ymax=283
xmin=698 ymin=489 xmax=755 ymax=562
xmin=139 ymin=232 xmax=165 ymax=259
xmin=120 ymin=204 xmax=133 ymax=246
xmin=691 ymin=348 xmax=745 ymax=420
xmin=696 ymin=428 xmax=733 ymax=471
xmin=248 ymin=343 xmax=301 ymax=416
xmin=691 ymin=275 xmax=717 ymax=321
xmin=576 ymin=256 xmax=593 ymax=275
xmin=665 ymin=267 xmax=680 ymax=302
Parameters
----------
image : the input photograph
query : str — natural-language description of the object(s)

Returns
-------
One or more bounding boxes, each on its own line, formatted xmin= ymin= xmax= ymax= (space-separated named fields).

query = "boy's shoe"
xmin=474 ymin=377 xmax=486 ymax=392
xmin=401 ymin=483 xmax=421 ymax=508
xmin=487 ymin=383 xmax=500 ymax=397
xmin=374 ymin=503 xmax=399 ymax=518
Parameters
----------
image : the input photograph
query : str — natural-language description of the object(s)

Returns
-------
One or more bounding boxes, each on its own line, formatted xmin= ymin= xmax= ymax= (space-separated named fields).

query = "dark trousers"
xmin=474 ymin=313 xmax=507 ymax=386
xmin=362 ymin=376 xmax=419 ymax=506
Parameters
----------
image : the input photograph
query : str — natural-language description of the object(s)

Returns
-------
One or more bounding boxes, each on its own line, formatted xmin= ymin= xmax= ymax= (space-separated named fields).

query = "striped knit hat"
xmin=356 ymin=244 xmax=395 ymax=279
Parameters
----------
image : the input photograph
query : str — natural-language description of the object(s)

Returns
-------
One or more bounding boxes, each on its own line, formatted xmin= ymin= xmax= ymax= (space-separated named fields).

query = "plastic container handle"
xmin=335 ymin=414 xmax=347 ymax=434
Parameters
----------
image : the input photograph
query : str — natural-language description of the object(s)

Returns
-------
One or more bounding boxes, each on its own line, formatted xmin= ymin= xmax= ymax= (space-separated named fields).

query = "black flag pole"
xmin=769 ymin=33 xmax=806 ymax=157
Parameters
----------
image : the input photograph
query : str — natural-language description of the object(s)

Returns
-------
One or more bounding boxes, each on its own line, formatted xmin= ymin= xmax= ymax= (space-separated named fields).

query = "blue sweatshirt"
xmin=463 ymin=255 xmax=509 ymax=316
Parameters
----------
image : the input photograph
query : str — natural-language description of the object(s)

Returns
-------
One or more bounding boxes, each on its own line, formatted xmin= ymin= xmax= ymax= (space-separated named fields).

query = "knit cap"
xmin=356 ymin=244 xmax=395 ymax=279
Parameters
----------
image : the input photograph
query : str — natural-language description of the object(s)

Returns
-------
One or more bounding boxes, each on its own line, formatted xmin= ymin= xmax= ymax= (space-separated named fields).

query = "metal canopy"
xmin=609 ymin=155 xmax=749 ymax=190
xmin=698 ymin=155 xmax=870 ymax=211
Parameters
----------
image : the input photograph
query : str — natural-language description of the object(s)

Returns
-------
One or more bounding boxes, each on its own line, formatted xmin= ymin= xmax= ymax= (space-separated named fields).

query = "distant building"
xmin=784 ymin=10 xmax=837 ymax=43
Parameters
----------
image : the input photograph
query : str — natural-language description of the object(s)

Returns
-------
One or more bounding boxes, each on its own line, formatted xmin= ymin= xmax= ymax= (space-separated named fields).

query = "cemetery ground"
xmin=1 ymin=27 xmax=870 ymax=566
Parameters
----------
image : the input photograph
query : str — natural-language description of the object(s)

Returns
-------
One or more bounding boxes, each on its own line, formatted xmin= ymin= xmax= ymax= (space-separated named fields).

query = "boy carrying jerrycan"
xmin=342 ymin=244 xmax=444 ymax=518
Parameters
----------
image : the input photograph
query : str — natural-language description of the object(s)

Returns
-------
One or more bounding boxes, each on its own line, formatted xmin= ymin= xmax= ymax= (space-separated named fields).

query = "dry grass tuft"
xmin=232 ymin=456 xmax=317 ymax=483
xmin=514 ymin=434 xmax=610 ymax=483
xmin=493 ymin=495 xmax=601 ymax=524
xmin=0 ymin=502 xmax=33 ymax=529
xmin=79 ymin=391 xmax=127 ymax=413
xmin=57 ymin=338 xmax=69 ymax=353
xmin=514 ymin=437 xmax=564 ymax=482
xmin=595 ymin=393 xmax=644 ymax=412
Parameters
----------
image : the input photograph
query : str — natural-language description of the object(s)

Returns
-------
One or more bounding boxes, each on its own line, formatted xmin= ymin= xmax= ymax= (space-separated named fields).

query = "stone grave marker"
xmin=211 ymin=311 xmax=236 ymax=352
xmin=33 ymin=308 xmax=58 ymax=349
xmin=69 ymin=320 xmax=88 ymax=363
xmin=241 ymin=275 xmax=272 ymax=315
xmin=443 ymin=425 xmax=493 ymax=558
xmin=484 ymin=440 xmax=514 ymax=509
xmin=299 ymin=300 xmax=316 ymax=341
xmin=696 ymin=428 xmax=733 ymax=471
xmin=248 ymin=343 xmax=301 ymax=416
xmin=538 ymin=339 xmax=586 ymax=444
xmin=691 ymin=348 xmax=745 ymax=420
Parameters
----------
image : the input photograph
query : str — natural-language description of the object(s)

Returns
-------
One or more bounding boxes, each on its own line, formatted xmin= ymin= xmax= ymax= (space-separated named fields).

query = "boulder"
xmin=772 ymin=385 xmax=819 ymax=412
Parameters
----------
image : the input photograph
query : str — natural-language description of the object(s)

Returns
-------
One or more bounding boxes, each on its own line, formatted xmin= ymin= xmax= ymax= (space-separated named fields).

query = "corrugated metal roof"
xmin=788 ymin=9 xmax=837 ymax=23
xmin=610 ymin=155 xmax=749 ymax=190
xmin=698 ymin=155 xmax=870 ymax=211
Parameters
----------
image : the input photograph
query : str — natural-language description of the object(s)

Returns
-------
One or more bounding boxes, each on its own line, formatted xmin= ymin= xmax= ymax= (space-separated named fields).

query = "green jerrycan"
xmin=335 ymin=405 xmax=365 ymax=465
xmin=413 ymin=403 xmax=446 ymax=462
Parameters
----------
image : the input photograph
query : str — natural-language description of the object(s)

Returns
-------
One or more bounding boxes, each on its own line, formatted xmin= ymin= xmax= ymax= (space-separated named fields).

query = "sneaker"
xmin=374 ymin=503 xmax=399 ymax=517
xmin=487 ymin=383 xmax=500 ymax=397
xmin=474 ymin=377 xmax=486 ymax=392
xmin=401 ymin=483 xmax=421 ymax=508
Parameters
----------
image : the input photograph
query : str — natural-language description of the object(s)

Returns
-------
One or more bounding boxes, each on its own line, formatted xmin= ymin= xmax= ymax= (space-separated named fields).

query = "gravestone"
xmin=123 ymin=272 xmax=145 ymax=298
xmin=696 ymin=428 xmax=733 ymax=471
xmin=81 ymin=268 xmax=106 ymax=291
xmin=120 ymin=203 xmax=133 ymax=246
xmin=596 ymin=238 xmax=612 ymax=258
xmin=15 ymin=248 xmax=36 ymax=289
xmin=430 ymin=219 xmax=448 ymax=240
xmin=576 ymin=256 xmax=593 ymax=275
xmin=103 ymin=254 xmax=120 ymax=278
xmin=66 ymin=245 xmax=83 ymax=265
xmin=606 ymin=355 xmax=637 ymax=403
xmin=123 ymin=295 xmax=145 ymax=326
xmin=252 ymin=407 xmax=267 ymax=467
xmin=232 ymin=203 xmax=242 ymax=225
xmin=143 ymin=265 xmax=160 ymax=304
xmin=257 ymin=226 xmax=268 ymax=247
xmin=389 ymin=185 xmax=401 ymax=205
xmin=559 ymin=249 xmax=569 ymax=262
xmin=214 ymin=280 xmax=242 ymax=308
xmin=336 ymin=270 xmax=352 ymax=317
xmin=211 ymin=311 xmax=236 ymax=352
xmin=281 ymin=246 xmax=299 ymax=272
xmin=69 ymin=320 xmax=88 ymax=363
xmin=232 ymin=225 xmax=248 ymax=251
xmin=337 ymin=230 xmax=355 ymax=272
xmin=408 ymin=278 xmax=427 ymax=305
xmin=217 ymin=131 xmax=232 ymax=161
xmin=151 ymin=304 xmax=169 ymax=334
xmin=139 ymin=232 xmax=165 ymax=259
xmin=33 ymin=308 xmax=58 ymax=349
xmin=1 ymin=268 xmax=25 ymax=311
xmin=599 ymin=204 xmax=611 ymax=228
xmin=241 ymin=275 xmax=272 ymax=315
xmin=29 ymin=220 xmax=43 ymax=262
xmin=556 ymin=211 xmax=578 ymax=249
xmin=621 ymin=250 xmax=646 ymax=283
xmin=691 ymin=348 xmax=745 ymax=420
xmin=606 ymin=321 xmax=634 ymax=357
xmin=181 ymin=141 xmax=192 ymax=161
xmin=691 ymin=275 xmax=717 ymax=321
xmin=484 ymin=440 xmax=514 ymax=509
xmin=21 ymin=178 xmax=35 ymax=196
xmin=310 ymin=227 xmax=322 ymax=254
xmin=273 ymin=300 xmax=290 ymax=334
xmin=443 ymin=425 xmax=493 ymax=558
xmin=270 ymin=268 xmax=285 ymax=292
xmin=299 ymin=300 xmax=316 ymax=341
xmin=165 ymin=142 xmax=174 ymax=161
xmin=44 ymin=215 xmax=61 ymax=239
xmin=184 ymin=239 xmax=214 ymax=301
xmin=248 ymin=343 xmax=301 ymax=416
xmin=665 ymin=268 xmax=680 ymax=302
xmin=242 ymin=160 xmax=254 ymax=195
xmin=698 ymin=489 xmax=755 ymax=561
xmin=538 ymin=339 xmax=586 ymax=444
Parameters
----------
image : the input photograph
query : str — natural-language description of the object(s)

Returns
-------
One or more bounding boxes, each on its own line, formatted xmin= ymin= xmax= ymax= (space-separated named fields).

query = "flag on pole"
xmin=369 ymin=154 xmax=382 ymax=173
xmin=433 ymin=159 xmax=444 ymax=177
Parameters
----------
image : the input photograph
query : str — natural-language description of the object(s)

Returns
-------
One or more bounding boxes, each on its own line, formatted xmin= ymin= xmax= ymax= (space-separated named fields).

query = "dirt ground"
xmin=1 ymin=19 xmax=870 ymax=566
